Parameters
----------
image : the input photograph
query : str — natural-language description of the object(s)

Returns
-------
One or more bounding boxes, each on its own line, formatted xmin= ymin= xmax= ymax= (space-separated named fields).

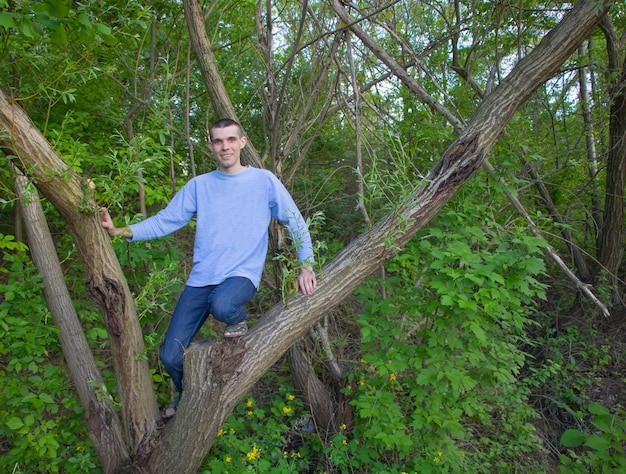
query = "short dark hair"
xmin=209 ymin=118 xmax=244 ymax=140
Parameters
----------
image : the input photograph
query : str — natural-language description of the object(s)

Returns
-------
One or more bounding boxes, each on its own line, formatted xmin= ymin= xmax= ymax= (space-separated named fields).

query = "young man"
xmin=101 ymin=118 xmax=317 ymax=418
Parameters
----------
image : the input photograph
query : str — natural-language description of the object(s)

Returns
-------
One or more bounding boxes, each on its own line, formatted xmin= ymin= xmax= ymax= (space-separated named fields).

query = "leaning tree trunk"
xmin=14 ymin=173 xmax=130 ymax=473
xmin=0 ymin=0 xmax=611 ymax=472
xmin=288 ymin=340 xmax=353 ymax=441
xmin=182 ymin=0 xmax=263 ymax=169
xmin=0 ymin=84 xmax=159 ymax=470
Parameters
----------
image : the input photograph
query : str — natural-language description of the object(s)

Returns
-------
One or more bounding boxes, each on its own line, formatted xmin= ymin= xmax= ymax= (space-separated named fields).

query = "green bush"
xmin=340 ymin=204 xmax=549 ymax=473
xmin=0 ymin=248 xmax=98 ymax=473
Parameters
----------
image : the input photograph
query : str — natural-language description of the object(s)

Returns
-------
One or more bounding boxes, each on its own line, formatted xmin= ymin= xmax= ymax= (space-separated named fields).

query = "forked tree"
xmin=0 ymin=0 xmax=614 ymax=472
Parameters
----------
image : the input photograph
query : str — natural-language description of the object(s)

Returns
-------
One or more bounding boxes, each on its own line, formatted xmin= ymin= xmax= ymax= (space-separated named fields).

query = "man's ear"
xmin=240 ymin=136 xmax=248 ymax=148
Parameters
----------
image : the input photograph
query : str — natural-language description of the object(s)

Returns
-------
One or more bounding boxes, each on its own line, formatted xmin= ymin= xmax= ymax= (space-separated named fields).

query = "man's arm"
xmin=100 ymin=208 xmax=133 ymax=239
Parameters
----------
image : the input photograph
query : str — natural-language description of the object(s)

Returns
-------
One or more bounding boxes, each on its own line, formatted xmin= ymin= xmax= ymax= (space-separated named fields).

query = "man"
xmin=100 ymin=118 xmax=317 ymax=419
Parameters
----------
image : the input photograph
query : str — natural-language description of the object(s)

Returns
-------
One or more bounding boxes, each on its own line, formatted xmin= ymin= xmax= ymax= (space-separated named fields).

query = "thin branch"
xmin=482 ymin=159 xmax=609 ymax=317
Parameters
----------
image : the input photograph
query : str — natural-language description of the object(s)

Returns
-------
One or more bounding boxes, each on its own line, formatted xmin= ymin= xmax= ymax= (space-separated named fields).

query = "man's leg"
xmin=160 ymin=285 xmax=213 ymax=395
xmin=209 ymin=276 xmax=257 ymax=327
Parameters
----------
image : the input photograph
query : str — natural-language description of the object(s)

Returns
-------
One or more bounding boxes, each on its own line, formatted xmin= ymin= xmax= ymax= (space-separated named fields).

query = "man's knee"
xmin=211 ymin=297 xmax=246 ymax=325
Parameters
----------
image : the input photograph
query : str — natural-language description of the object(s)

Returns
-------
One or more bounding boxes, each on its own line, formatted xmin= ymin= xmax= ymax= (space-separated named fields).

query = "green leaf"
xmin=0 ymin=12 xmax=16 ymax=29
xmin=45 ymin=0 xmax=70 ymax=18
xmin=94 ymin=22 xmax=112 ymax=36
xmin=39 ymin=392 xmax=55 ymax=404
xmin=560 ymin=429 xmax=586 ymax=447
xmin=588 ymin=402 xmax=610 ymax=416
xmin=6 ymin=417 xmax=25 ymax=430
xmin=18 ymin=19 xmax=37 ymax=38
xmin=584 ymin=434 xmax=610 ymax=451
xmin=77 ymin=13 xmax=92 ymax=28
xmin=440 ymin=294 xmax=453 ymax=306
xmin=468 ymin=321 xmax=486 ymax=341
xmin=50 ymin=23 xmax=68 ymax=45
xmin=592 ymin=414 xmax=616 ymax=434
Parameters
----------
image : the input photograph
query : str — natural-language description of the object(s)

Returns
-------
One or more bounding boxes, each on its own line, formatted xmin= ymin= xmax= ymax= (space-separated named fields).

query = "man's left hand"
xmin=296 ymin=266 xmax=317 ymax=295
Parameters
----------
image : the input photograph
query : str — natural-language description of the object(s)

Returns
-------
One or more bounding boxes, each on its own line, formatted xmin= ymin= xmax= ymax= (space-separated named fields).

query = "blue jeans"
xmin=159 ymin=276 xmax=257 ymax=394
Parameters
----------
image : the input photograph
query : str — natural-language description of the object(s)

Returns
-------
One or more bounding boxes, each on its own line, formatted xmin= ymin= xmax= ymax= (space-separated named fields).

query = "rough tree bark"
xmin=0 ymin=0 xmax=610 ymax=472
xmin=0 ymin=84 xmax=159 ymax=473
xmin=597 ymin=15 xmax=626 ymax=292
xmin=14 ymin=173 xmax=130 ymax=473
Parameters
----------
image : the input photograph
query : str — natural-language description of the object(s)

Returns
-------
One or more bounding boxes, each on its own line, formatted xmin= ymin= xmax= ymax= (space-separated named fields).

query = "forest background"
xmin=1 ymin=0 xmax=626 ymax=472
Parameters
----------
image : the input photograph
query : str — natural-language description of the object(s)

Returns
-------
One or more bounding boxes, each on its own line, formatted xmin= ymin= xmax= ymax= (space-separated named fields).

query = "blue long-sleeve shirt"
xmin=128 ymin=166 xmax=314 ymax=289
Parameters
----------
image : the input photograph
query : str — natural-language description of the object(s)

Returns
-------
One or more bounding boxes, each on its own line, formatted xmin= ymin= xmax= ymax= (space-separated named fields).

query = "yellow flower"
xmin=225 ymin=456 xmax=231 ymax=463
xmin=217 ymin=429 xmax=224 ymax=437
xmin=358 ymin=380 xmax=364 ymax=386
xmin=360 ymin=358 xmax=367 ymax=364
xmin=246 ymin=399 xmax=253 ymax=408
xmin=389 ymin=373 xmax=397 ymax=381
xmin=287 ymin=394 xmax=295 ymax=401
xmin=460 ymin=451 xmax=465 ymax=457
xmin=246 ymin=444 xmax=260 ymax=461
xmin=347 ymin=384 xmax=352 ymax=391
xmin=282 ymin=406 xmax=292 ymax=414
xmin=340 ymin=423 xmax=347 ymax=431
xmin=247 ymin=410 xmax=253 ymax=416
xmin=342 ymin=439 xmax=347 ymax=445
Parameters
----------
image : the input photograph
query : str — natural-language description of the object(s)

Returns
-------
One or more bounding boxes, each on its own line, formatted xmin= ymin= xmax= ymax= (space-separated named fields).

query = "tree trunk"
xmin=0 ymin=0 xmax=611 ymax=471
xmin=182 ymin=0 xmax=263 ymax=169
xmin=14 ymin=173 xmax=131 ymax=472
xmin=0 ymin=84 xmax=160 ymax=468
xmin=578 ymin=41 xmax=603 ymax=233
xmin=597 ymin=16 xmax=626 ymax=292
xmin=288 ymin=340 xmax=351 ymax=441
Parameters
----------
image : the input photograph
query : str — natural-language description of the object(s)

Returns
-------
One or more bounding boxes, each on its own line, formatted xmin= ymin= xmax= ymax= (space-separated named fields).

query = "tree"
xmin=1 ymin=1 xmax=613 ymax=471
xmin=596 ymin=14 xmax=626 ymax=294
xmin=13 ymin=172 xmax=130 ymax=472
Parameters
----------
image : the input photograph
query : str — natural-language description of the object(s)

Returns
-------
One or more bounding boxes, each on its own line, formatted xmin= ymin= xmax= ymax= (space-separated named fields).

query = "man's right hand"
xmin=100 ymin=208 xmax=132 ymax=238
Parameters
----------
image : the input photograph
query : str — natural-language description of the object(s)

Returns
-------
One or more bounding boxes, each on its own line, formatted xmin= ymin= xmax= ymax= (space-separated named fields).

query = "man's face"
xmin=209 ymin=125 xmax=248 ymax=174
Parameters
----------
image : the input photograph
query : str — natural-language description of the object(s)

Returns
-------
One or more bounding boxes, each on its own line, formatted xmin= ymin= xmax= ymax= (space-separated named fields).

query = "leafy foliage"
xmin=341 ymin=192 xmax=548 ymax=473
xmin=204 ymin=381 xmax=314 ymax=473
xmin=0 ymin=251 xmax=97 ymax=473
xmin=559 ymin=403 xmax=626 ymax=473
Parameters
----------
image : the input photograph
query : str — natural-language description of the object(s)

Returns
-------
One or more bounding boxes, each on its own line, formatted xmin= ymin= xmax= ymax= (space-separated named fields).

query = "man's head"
xmin=209 ymin=118 xmax=244 ymax=141
xmin=208 ymin=119 xmax=248 ymax=174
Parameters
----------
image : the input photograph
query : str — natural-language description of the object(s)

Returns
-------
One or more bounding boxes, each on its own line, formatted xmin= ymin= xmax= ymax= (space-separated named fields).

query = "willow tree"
xmin=0 ymin=0 xmax=614 ymax=472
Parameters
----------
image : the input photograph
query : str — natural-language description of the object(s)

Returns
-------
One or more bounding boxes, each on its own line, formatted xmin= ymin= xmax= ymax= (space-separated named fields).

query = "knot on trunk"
xmin=87 ymin=273 xmax=125 ymax=336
